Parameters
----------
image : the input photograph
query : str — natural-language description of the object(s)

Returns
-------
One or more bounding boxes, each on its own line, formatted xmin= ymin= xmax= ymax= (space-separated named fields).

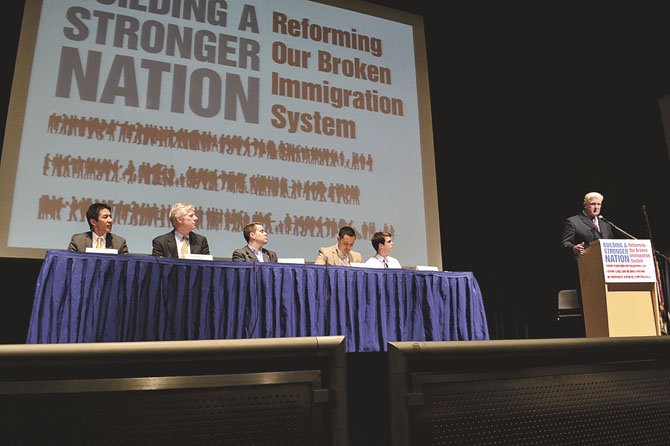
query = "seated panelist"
xmin=364 ymin=231 xmax=401 ymax=269
xmin=231 ymin=222 xmax=278 ymax=262
xmin=151 ymin=202 xmax=210 ymax=258
xmin=314 ymin=226 xmax=362 ymax=266
xmin=67 ymin=202 xmax=129 ymax=254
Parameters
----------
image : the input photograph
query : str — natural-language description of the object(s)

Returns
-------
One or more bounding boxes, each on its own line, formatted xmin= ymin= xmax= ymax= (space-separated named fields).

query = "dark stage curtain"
xmin=658 ymin=253 xmax=670 ymax=332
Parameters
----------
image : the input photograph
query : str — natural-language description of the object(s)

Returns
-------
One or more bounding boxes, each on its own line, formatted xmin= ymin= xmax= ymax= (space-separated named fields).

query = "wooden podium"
xmin=578 ymin=239 xmax=661 ymax=337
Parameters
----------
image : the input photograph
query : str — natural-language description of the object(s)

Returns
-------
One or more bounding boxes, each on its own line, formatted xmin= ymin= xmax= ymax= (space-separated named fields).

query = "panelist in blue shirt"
xmin=231 ymin=222 xmax=278 ymax=263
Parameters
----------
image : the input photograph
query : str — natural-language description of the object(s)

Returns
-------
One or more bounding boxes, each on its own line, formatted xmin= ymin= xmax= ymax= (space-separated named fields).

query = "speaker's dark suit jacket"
xmin=561 ymin=212 xmax=614 ymax=257
xmin=231 ymin=245 xmax=278 ymax=263
xmin=151 ymin=230 xmax=210 ymax=258
xmin=67 ymin=231 xmax=129 ymax=254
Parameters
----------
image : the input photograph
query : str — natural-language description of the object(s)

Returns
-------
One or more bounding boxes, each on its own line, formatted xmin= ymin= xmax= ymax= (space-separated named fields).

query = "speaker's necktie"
xmin=96 ymin=237 xmax=103 ymax=249
xmin=180 ymin=236 xmax=189 ymax=258
xmin=383 ymin=258 xmax=388 ymax=268
xmin=593 ymin=217 xmax=600 ymax=232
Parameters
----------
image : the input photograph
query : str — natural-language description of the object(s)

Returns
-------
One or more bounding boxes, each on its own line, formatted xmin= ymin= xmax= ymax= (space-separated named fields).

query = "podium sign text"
xmin=599 ymin=239 xmax=656 ymax=283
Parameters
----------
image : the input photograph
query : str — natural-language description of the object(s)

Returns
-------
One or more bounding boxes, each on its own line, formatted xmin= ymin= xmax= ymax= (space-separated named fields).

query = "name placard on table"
xmin=185 ymin=253 xmax=214 ymax=261
xmin=277 ymin=258 xmax=305 ymax=264
xmin=85 ymin=247 xmax=118 ymax=254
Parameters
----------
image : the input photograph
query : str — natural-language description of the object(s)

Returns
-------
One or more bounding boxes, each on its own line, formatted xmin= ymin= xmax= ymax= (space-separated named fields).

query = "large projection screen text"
xmin=0 ymin=0 xmax=439 ymax=267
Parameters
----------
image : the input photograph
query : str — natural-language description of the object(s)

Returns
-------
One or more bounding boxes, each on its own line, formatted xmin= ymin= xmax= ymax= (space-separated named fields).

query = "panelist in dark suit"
xmin=232 ymin=222 xmax=278 ymax=263
xmin=152 ymin=202 xmax=210 ymax=258
xmin=67 ymin=202 xmax=129 ymax=254
xmin=561 ymin=191 xmax=614 ymax=257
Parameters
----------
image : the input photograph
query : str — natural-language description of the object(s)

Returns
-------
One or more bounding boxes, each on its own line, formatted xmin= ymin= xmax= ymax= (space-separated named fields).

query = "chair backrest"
xmin=558 ymin=289 xmax=580 ymax=311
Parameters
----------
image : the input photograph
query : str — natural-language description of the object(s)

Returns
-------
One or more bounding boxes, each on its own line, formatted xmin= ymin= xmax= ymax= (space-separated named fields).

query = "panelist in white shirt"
xmin=364 ymin=231 xmax=401 ymax=269
xmin=67 ymin=202 xmax=129 ymax=254
xmin=231 ymin=222 xmax=278 ymax=263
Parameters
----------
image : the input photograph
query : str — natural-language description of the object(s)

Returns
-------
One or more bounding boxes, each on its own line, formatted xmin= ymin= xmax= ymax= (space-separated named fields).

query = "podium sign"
xmin=599 ymin=239 xmax=656 ymax=283
xmin=578 ymin=239 xmax=660 ymax=337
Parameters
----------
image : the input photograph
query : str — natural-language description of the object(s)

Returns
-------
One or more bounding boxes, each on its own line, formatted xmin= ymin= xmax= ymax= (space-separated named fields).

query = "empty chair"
xmin=557 ymin=289 xmax=581 ymax=318
xmin=557 ymin=289 xmax=584 ymax=338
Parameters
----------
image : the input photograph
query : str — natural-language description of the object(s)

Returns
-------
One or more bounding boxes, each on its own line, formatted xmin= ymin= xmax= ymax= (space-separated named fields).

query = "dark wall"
xmin=374 ymin=2 xmax=670 ymax=338
xmin=1 ymin=1 xmax=669 ymax=343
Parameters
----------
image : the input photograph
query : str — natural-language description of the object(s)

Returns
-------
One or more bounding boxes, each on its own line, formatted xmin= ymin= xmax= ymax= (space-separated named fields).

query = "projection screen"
xmin=0 ymin=0 xmax=439 ymax=267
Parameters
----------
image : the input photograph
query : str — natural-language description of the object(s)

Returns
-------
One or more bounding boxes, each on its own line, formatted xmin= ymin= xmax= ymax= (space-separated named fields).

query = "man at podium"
xmin=562 ymin=192 xmax=663 ymax=337
xmin=561 ymin=191 xmax=614 ymax=257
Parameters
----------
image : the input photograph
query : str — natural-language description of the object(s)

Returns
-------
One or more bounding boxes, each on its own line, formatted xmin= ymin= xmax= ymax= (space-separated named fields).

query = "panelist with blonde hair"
xmin=151 ymin=202 xmax=210 ymax=258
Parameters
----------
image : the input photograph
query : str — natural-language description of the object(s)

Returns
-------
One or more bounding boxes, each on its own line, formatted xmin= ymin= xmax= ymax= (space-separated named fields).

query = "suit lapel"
xmin=583 ymin=214 xmax=603 ymax=239
xmin=580 ymin=214 xmax=599 ymax=233
xmin=189 ymin=232 xmax=200 ymax=254
xmin=168 ymin=231 xmax=178 ymax=257
xmin=245 ymin=246 xmax=257 ymax=262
